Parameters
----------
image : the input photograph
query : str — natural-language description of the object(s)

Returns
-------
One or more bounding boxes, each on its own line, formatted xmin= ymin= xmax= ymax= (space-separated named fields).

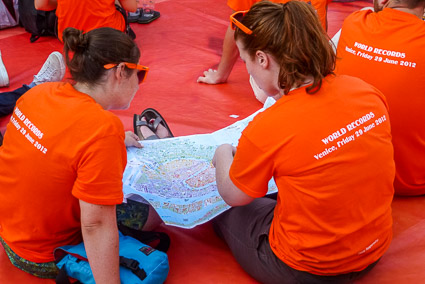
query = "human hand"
xmin=212 ymin=144 xmax=236 ymax=167
xmin=197 ymin=69 xmax=227 ymax=84
xmin=124 ymin=131 xmax=143 ymax=148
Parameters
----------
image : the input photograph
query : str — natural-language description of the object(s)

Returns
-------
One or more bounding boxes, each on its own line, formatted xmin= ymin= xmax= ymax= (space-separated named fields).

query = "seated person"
xmin=197 ymin=0 xmax=330 ymax=103
xmin=35 ymin=0 xmax=138 ymax=41
xmin=2 ymin=0 xmax=139 ymax=121
xmin=334 ymin=0 xmax=425 ymax=196
xmin=0 ymin=27 xmax=161 ymax=281
xmin=0 ymin=51 xmax=65 ymax=117
xmin=0 ymin=50 xmax=8 ymax=87
xmin=212 ymin=2 xmax=395 ymax=283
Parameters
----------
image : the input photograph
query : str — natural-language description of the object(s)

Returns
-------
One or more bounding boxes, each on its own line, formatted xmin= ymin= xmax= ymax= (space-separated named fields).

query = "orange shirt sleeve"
xmin=229 ymin=131 xmax=272 ymax=198
xmin=72 ymin=134 xmax=126 ymax=205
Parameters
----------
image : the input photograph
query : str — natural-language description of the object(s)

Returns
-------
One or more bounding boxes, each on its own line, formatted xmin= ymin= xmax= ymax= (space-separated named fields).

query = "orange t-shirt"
xmin=0 ymin=82 xmax=126 ymax=262
xmin=335 ymin=8 xmax=425 ymax=196
xmin=229 ymin=75 xmax=394 ymax=275
xmin=227 ymin=0 xmax=328 ymax=31
xmin=56 ymin=0 xmax=125 ymax=42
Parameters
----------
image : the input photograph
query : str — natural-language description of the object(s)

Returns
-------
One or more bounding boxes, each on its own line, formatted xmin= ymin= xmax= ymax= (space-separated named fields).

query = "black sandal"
xmin=133 ymin=108 xmax=174 ymax=140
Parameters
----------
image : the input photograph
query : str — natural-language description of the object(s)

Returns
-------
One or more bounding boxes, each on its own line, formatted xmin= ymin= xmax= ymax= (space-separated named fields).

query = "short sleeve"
xmin=229 ymin=133 xmax=274 ymax=198
xmin=72 ymin=135 xmax=126 ymax=205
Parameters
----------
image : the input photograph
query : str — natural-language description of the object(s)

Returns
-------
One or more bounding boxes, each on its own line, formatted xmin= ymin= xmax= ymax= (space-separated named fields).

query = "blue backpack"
xmin=54 ymin=230 xmax=170 ymax=284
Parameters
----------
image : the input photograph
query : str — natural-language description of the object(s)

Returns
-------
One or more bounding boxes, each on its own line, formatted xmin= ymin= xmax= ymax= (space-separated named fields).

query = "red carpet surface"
xmin=2 ymin=0 xmax=425 ymax=283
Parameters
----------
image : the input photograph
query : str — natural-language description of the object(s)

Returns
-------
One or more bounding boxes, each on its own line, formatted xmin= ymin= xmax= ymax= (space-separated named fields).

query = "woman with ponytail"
xmin=212 ymin=2 xmax=395 ymax=283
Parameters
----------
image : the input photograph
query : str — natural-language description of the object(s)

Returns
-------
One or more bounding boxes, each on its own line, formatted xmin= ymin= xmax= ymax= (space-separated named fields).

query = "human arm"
xmin=124 ymin=131 xmax=143 ymax=148
xmin=197 ymin=25 xmax=240 ymax=84
xmin=213 ymin=144 xmax=255 ymax=206
xmin=80 ymin=200 xmax=120 ymax=284
xmin=116 ymin=0 xmax=138 ymax=12
xmin=34 ymin=0 xmax=57 ymax=11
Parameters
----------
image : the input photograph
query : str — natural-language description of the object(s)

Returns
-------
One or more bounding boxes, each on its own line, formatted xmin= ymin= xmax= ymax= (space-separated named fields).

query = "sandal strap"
xmin=134 ymin=108 xmax=174 ymax=140
xmin=150 ymin=117 xmax=164 ymax=133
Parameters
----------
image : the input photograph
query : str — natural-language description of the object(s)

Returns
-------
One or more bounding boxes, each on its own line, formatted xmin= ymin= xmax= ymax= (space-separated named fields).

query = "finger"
xmin=134 ymin=141 xmax=143 ymax=148
xmin=129 ymin=132 xmax=139 ymax=141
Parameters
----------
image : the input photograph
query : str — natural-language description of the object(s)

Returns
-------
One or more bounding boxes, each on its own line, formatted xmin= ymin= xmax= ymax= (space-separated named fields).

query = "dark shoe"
xmin=138 ymin=10 xmax=160 ymax=24
xmin=128 ymin=9 xmax=141 ymax=23
xmin=133 ymin=108 xmax=174 ymax=140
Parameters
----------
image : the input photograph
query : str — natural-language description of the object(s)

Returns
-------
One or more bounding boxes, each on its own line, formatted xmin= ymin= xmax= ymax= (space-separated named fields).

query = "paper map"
xmin=123 ymin=99 xmax=277 ymax=228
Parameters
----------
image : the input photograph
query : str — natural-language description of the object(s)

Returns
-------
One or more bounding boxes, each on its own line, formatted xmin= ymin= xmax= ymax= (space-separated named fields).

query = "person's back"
xmin=35 ymin=0 xmax=137 ymax=42
xmin=237 ymin=74 xmax=394 ymax=274
xmin=0 ymin=81 xmax=126 ymax=262
xmin=0 ymin=27 xmax=145 ymax=282
xmin=335 ymin=2 xmax=425 ymax=195
xmin=56 ymin=0 xmax=125 ymax=42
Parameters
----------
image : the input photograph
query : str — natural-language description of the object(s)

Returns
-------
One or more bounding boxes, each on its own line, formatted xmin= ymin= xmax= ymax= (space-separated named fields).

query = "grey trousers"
xmin=212 ymin=197 xmax=379 ymax=284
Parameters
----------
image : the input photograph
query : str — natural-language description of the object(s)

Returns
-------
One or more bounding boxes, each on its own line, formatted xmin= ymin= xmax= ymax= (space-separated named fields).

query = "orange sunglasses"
xmin=230 ymin=10 xmax=253 ymax=35
xmin=104 ymin=62 xmax=149 ymax=84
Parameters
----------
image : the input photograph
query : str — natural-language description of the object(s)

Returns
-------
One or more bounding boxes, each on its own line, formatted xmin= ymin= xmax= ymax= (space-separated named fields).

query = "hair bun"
xmin=63 ymin=27 xmax=88 ymax=53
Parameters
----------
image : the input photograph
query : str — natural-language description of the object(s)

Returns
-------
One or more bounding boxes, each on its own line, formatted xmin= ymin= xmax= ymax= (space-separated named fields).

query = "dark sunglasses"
xmin=230 ymin=10 xmax=253 ymax=35
xmin=104 ymin=62 xmax=149 ymax=84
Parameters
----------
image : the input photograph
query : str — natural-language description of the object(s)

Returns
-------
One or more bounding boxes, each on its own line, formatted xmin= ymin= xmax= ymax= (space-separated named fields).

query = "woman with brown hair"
xmin=212 ymin=1 xmax=395 ymax=283
xmin=0 ymin=27 xmax=160 ymax=282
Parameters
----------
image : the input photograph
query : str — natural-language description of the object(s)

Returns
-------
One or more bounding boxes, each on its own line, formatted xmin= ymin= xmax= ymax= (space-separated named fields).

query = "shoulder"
xmin=83 ymin=109 xmax=125 ymax=140
xmin=327 ymin=74 xmax=388 ymax=107
xmin=327 ymin=74 xmax=380 ymax=93
xmin=343 ymin=8 xmax=374 ymax=28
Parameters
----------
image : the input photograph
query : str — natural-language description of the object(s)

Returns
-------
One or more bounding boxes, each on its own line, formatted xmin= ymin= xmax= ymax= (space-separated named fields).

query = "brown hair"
xmin=234 ymin=1 xmax=335 ymax=94
xmin=63 ymin=27 xmax=140 ymax=85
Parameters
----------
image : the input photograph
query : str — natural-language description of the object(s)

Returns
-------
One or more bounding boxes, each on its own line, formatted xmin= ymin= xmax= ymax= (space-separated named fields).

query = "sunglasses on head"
xmin=230 ymin=10 xmax=253 ymax=35
xmin=104 ymin=62 xmax=149 ymax=84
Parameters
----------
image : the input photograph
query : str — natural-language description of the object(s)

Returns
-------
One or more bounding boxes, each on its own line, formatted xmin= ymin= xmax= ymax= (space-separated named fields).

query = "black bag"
xmin=18 ymin=0 xmax=57 ymax=42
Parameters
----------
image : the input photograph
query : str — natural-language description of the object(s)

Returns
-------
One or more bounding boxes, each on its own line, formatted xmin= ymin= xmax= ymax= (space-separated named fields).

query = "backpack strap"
xmin=119 ymin=256 xmax=147 ymax=281
xmin=118 ymin=224 xmax=171 ymax=253
xmin=56 ymin=266 xmax=73 ymax=284
xmin=115 ymin=4 xmax=136 ymax=39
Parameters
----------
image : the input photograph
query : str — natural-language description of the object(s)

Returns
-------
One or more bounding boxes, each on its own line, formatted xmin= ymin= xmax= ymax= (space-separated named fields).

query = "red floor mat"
xmin=3 ymin=0 xmax=424 ymax=283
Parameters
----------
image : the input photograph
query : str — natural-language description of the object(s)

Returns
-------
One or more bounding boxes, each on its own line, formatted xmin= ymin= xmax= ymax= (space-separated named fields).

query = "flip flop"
xmin=133 ymin=108 xmax=174 ymax=140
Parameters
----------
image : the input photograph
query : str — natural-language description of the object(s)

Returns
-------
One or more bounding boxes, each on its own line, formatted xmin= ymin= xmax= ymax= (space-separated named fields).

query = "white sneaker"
xmin=32 ymin=51 xmax=66 ymax=85
xmin=0 ymin=50 xmax=9 ymax=88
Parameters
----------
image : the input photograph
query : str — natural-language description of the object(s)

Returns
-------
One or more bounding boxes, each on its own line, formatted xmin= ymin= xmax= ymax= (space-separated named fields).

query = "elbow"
xmin=220 ymin=187 xmax=254 ymax=207
xmin=34 ymin=0 xmax=46 ymax=10
xmin=34 ymin=0 xmax=56 ymax=11
xmin=222 ymin=194 xmax=241 ymax=207
xmin=34 ymin=4 xmax=48 ymax=11
xmin=81 ymin=219 xmax=104 ymax=234
xmin=223 ymin=196 xmax=252 ymax=207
